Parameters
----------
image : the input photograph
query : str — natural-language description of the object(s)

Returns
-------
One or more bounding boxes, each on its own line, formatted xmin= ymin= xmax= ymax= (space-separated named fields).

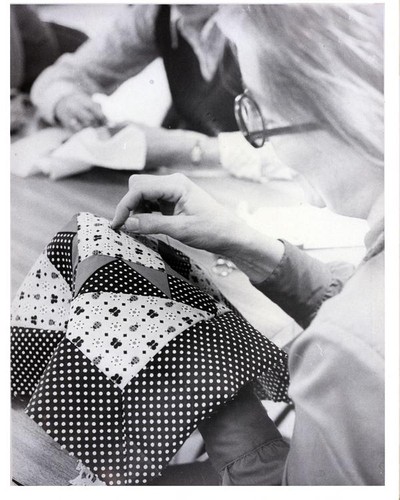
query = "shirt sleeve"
xmin=198 ymin=384 xmax=290 ymax=485
xmin=252 ymin=240 xmax=354 ymax=329
xmin=31 ymin=4 xmax=160 ymax=124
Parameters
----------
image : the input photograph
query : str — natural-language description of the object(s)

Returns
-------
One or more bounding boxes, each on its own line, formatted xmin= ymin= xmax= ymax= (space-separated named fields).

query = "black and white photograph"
xmin=8 ymin=0 xmax=399 ymax=493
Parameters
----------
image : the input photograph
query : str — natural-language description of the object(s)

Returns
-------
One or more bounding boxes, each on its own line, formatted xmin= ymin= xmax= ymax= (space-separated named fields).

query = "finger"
xmin=89 ymin=102 xmax=108 ymax=125
xmin=80 ymin=100 xmax=107 ymax=126
xmin=64 ymin=116 xmax=83 ymax=132
xmin=125 ymin=213 xmax=194 ymax=241
xmin=62 ymin=110 xmax=92 ymax=131
xmin=111 ymin=174 xmax=187 ymax=229
xmin=74 ymin=107 xmax=101 ymax=128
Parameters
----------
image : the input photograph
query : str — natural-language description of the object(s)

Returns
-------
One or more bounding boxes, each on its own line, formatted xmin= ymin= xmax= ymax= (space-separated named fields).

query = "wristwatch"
xmin=190 ymin=140 xmax=203 ymax=166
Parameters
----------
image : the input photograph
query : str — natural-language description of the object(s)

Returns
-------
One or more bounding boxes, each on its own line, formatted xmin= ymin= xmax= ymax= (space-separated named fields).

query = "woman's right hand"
xmin=54 ymin=93 xmax=107 ymax=131
xmin=111 ymin=173 xmax=243 ymax=256
xmin=111 ymin=173 xmax=285 ymax=283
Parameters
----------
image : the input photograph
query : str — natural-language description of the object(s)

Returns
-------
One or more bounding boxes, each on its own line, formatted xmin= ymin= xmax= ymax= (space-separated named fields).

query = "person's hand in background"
xmin=54 ymin=93 xmax=107 ymax=131
xmin=10 ymin=89 xmax=30 ymax=134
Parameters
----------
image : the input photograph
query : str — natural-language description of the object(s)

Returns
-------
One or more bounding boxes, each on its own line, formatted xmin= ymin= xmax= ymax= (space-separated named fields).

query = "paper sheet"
xmin=237 ymin=203 xmax=369 ymax=249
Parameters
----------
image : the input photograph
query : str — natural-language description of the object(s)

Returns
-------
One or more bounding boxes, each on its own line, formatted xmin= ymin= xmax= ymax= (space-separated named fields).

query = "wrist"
xmin=222 ymin=222 xmax=285 ymax=283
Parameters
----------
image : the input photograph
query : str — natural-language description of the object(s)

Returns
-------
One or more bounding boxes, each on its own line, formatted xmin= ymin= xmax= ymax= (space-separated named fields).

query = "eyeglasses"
xmin=234 ymin=91 xmax=321 ymax=148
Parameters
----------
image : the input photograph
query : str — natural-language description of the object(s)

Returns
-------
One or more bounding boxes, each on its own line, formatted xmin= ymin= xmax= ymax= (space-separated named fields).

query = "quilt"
xmin=11 ymin=212 xmax=289 ymax=485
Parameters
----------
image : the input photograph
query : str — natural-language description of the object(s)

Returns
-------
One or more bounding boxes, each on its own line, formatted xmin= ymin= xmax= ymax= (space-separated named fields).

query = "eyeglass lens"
xmin=240 ymin=96 xmax=265 ymax=148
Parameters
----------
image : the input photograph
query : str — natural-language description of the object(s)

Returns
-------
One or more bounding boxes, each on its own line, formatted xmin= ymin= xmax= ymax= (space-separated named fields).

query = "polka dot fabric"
xmin=168 ymin=275 xmax=219 ymax=315
xmin=11 ymin=326 xmax=65 ymax=397
xmin=46 ymin=232 xmax=76 ymax=290
xmin=25 ymin=311 xmax=288 ymax=485
xmin=158 ymin=240 xmax=191 ymax=279
xmin=11 ymin=211 xmax=290 ymax=486
xmin=77 ymin=259 xmax=168 ymax=298
xmin=25 ymin=338 xmax=128 ymax=485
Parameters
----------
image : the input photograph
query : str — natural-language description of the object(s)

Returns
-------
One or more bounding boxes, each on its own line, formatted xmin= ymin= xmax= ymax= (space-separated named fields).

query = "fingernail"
xmin=125 ymin=217 xmax=140 ymax=232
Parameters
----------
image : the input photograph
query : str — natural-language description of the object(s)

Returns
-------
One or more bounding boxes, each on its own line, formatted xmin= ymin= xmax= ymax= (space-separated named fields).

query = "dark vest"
xmin=155 ymin=5 xmax=242 ymax=136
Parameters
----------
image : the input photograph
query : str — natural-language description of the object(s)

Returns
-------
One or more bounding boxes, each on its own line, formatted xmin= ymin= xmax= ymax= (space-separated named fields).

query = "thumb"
xmin=124 ymin=213 xmax=193 ymax=241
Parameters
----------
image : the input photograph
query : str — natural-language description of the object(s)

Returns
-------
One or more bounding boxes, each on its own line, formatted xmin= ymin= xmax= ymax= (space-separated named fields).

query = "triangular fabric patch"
xmin=11 ymin=252 xmax=72 ymax=332
xmin=46 ymin=232 xmax=76 ymax=289
xmin=125 ymin=261 xmax=171 ymax=298
xmin=74 ymin=254 xmax=116 ymax=296
xmin=157 ymin=240 xmax=191 ymax=278
xmin=78 ymin=259 xmax=169 ymax=298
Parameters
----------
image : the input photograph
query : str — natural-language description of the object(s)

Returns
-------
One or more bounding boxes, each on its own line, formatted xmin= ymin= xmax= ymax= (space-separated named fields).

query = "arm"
xmin=31 ymin=4 xmax=160 ymax=125
xmin=10 ymin=7 xmax=25 ymax=90
xmin=143 ymin=127 xmax=220 ymax=168
xmin=252 ymin=241 xmax=354 ymax=329
xmin=111 ymin=174 xmax=352 ymax=329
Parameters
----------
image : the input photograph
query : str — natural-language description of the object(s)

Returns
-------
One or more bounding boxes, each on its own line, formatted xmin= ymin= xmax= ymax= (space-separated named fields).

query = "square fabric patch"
xmin=11 ymin=212 xmax=289 ymax=485
xmin=67 ymin=292 xmax=217 ymax=388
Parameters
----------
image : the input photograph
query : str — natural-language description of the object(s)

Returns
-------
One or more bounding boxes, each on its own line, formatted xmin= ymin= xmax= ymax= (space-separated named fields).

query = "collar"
xmin=170 ymin=5 xmax=225 ymax=82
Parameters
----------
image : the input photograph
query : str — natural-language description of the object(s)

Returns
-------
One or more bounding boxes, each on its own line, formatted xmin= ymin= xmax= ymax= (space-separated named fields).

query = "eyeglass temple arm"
xmin=246 ymin=122 xmax=321 ymax=141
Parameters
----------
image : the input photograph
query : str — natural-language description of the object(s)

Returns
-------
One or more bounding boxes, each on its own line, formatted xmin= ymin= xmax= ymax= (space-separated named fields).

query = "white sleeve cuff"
xmin=218 ymin=131 xmax=294 ymax=182
xmin=218 ymin=131 xmax=263 ymax=181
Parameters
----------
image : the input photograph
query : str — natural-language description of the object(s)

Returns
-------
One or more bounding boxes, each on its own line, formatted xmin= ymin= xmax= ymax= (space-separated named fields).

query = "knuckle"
xmin=170 ymin=172 xmax=187 ymax=183
xmin=128 ymin=174 xmax=140 ymax=188
xmin=169 ymin=173 xmax=189 ymax=193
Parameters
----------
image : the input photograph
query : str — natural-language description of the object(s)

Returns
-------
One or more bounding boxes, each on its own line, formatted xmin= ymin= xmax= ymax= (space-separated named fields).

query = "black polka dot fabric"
xmin=46 ymin=232 xmax=76 ymax=290
xmin=25 ymin=312 xmax=288 ymax=485
xmin=168 ymin=275 xmax=218 ymax=315
xmin=25 ymin=338 xmax=129 ymax=485
xmin=11 ymin=326 xmax=65 ymax=397
xmin=11 ymin=211 xmax=290 ymax=486
xmin=78 ymin=259 xmax=169 ymax=298
xmin=158 ymin=240 xmax=192 ymax=279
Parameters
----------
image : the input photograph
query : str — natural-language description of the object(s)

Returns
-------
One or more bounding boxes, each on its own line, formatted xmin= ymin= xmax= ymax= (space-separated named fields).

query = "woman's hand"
xmin=111 ymin=173 xmax=285 ymax=282
xmin=55 ymin=93 xmax=107 ymax=131
xmin=111 ymin=173 xmax=242 ymax=256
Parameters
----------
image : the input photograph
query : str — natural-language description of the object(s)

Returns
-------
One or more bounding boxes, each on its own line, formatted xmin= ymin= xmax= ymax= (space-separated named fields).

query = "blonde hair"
xmin=222 ymin=4 xmax=384 ymax=168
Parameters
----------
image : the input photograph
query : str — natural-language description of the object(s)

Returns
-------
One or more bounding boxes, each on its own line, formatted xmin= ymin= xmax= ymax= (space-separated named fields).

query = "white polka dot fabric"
xmin=11 ymin=326 xmax=65 ymax=396
xmin=11 ymin=212 xmax=290 ymax=485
